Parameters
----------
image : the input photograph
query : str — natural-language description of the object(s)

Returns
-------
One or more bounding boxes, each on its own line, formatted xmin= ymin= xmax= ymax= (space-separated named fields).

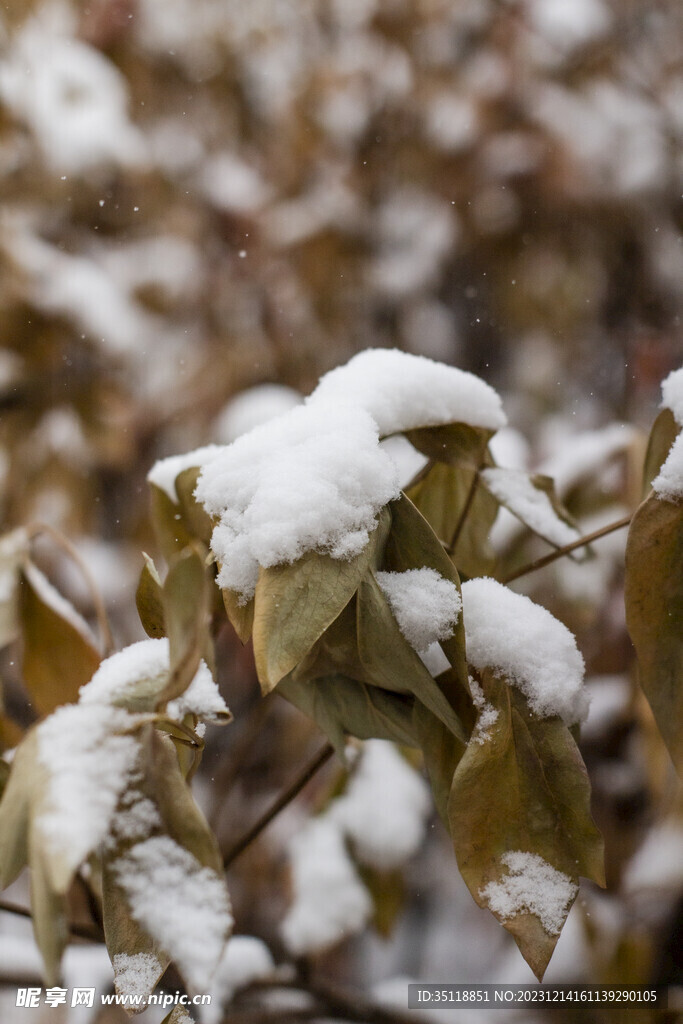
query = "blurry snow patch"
xmin=581 ymin=676 xmax=630 ymax=741
xmin=214 ymin=384 xmax=302 ymax=443
xmin=196 ymin=402 xmax=399 ymax=601
xmin=375 ymin=568 xmax=461 ymax=651
xmin=199 ymin=152 xmax=272 ymax=214
xmin=203 ymin=937 xmax=274 ymax=1024
xmin=281 ymin=817 xmax=372 ymax=955
xmin=424 ymin=91 xmax=479 ymax=152
xmin=265 ymin=171 xmax=359 ymax=247
xmin=36 ymin=705 xmax=141 ymax=873
xmin=399 ymin=300 xmax=458 ymax=363
xmin=371 ymin=187 xmax=458 ymax=296
xmin=148 ymin=445 xmax=223 ymax=501
xmin=538 ymin=423 xmax=635 ymax=496
xmin=555 ymin=506 xmax=628 ymax=605
xmin=480 ymin=851 xmax=577 ymax=935
xmin=489 ymin=428 xmax=530 ymax=472
xmin=0 ymin=9 xmax=145 ymax=174
xmin=623 ymin=822 xmax=683 ymax=893
xmin=31 ymin=407 xmax=91 ymax=468
xmin=661 ymin=366 xmax=683 ymax=426
xmin=462 ymin=577 xmax=587 ymax=724
xmin=480 ymin=131 xmax=543 ymax=179
xmin=112 ymin=835 xmax=232 ymax=991
xmin=310 ymin=348 xmax=506 ymax=435
xmin=113 ymin=952 xmax=164 ymax=1001
xmin=525 ymin=0 xmax=611 ymax=53
xmin=100 ymin=236 xmax=202 ymax=304
xmin=469 ymin=677 xmax=499 ymax=745
xmin=652 ymin=432 xmax=683 ymax=502
xmin=379 ymin=436 xmax=427 ymax=489
xmin=329 ymin=741 xmax=430 ymax=870
xmin=80 ymin=637 xmax=230 ymax=724
xmin=481 ymin=467 xmax=581 ymax=547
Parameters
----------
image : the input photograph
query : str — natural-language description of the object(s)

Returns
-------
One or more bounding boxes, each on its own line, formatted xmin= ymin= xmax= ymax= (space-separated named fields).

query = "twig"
xmin=223 ymin=742 xmax=334 ymax=868
xmin=240 ymin=977 xmax=423 ymax=1024
xmin=27 ymin=522 xmax=115 ymax=656
xmin=501 ymin=513 xmax=633 ymax=584
xmin=0 ymin=899 xmax=102 ymax=943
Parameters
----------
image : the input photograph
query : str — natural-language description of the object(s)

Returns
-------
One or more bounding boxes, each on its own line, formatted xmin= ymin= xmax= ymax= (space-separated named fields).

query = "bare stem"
xmin=501 ymin=513 xmax=633 ymax=584
xmin=27 ymin=522 xmax=115 ymax=656
xmin=240 ymin=977 xmax=423 ymax=1024
xmin=0 ymin=899 xmax=102 ymax=944
xmin=223 ymin=742 xmax=334 ymax=868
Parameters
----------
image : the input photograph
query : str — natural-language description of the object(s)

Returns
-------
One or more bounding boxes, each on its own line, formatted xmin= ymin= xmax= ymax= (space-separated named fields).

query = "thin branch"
xmin=501 ymin=513 xmax=633 ymax=584
xmin=446 ymin=470 xmax=480 ymax=555
xmin=27 ymin=522 xmax=115 ymax=656
xmin=0 ymin=899 xmax=102 ymax=944
xmin=223 ymin=742 xmax=334 ymax=868
xmin=240 ymin=977 xmax=423 ymax=1024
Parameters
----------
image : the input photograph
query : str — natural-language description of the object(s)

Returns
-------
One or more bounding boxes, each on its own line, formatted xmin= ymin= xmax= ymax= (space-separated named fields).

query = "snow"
xmin=147 ymin=445 xmax=223 ymax=502
xmin=379 ymin=436 xmax=428 ymax=489
xmin=479 ymin=851 xmax=578 ymax=936
xmin=0 ymin=12 xmax=146 ymax=175
xmin=196 ymin=402 xmax=399 ymax=601
xmin=461 ymin=578 xmax=587 ymax=724
xmin=481 ymin=468 xmax=581 ymax=548
xmin=538 ymin=424 xmax=635 ymax=496
xmin=581 ymin=676 xmax=630 ymax=741
xmin=203 ymin=937 xmax=274 ymax=1024
xmin=309 ymin=349 xmax=506 ymax=436
xmin=113 ymin=952 xmax=164 ymax=1001
xmin=112 ymin=835 xmax=232 ymax=991
xmin=424 ymin=91 xmax=478 ymax=152
xmin=199 ymin=152 xmax=273 ymax=214
xmin=329 ymin=741 xmax=430 ymax=870
xmin=652 ymin=431 xmax=683 ymax=502
xmin=213 ymin=384 xmax=302 ymax=444
xmin=370 ymin=188 xmax=458 ymax=296
xmin=375 ymin=568 xmax=462 ymax=652
xmin=525 ymin=0 xmax=611 ymax=53
xmin=36 ymin=705 xmax=141 ymax=877
xmin=469 ymin=677 xmax=499 ymax=745
xmin=79 ymin=638 xmax=230 ymax=724
xmin=623 ymin=823 xmax=683 ymax=893
xmin=281 ymin=816 xmax=372 ymax=955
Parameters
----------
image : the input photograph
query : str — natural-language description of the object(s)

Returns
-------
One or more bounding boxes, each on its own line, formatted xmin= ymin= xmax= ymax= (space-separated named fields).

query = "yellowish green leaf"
xmin=0 ymin=729 xmax=40 ymax=889
xmin=404 ymin=423 xmax=493 ymax=469
xmin=0 ymin=527 xmax=30 ymax=649
xmin=175 ymin=467 xmax=213 ymax=546
xmin=28 ymin=816 xmax=69 ymax=986
xmin=222 ymin=587 xmax=254 ymax=645
xmin=157 ymin=545 xmax=210 ymax=707
xmin=135 ymin=554 xmax=166 ymax=640
xmin=149 ymin=484 xmax=195 ymax=564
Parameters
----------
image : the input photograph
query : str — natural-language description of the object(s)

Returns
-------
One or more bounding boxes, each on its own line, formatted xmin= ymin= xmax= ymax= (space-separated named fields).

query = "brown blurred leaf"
xmin=625 ymin=491 xmax=683 ymax=776
xmin=135 ymin=553 xmax=166 ymax=640
xmin=222 ymin=587 xmax=254 ymax=644
xmin=405 ymin=423 xmax=493 ymax=469
xmin=642 ymin=408 xmax=678 ymax=496
xmin=157 ymin=545 xmax=210 ymax=707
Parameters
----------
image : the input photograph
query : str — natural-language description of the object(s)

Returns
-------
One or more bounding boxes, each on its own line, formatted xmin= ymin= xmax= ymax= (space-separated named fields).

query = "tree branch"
xmin=501 ymin=513 xmax=633 ymax=584
xmin=0 ymin=899 xmax=102 ymax=943
xmin=223 ymin=742 xmax=335 ymax=868
xmin=239 ymin=977 xmax=424 ymax=1024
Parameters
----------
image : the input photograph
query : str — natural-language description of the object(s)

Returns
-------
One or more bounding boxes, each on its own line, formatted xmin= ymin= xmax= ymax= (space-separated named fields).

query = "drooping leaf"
xmin=157 ymin=545 xmax=210 ymax=707
xmin=356 ymin=573 xmax=467 ymax=743
xmin=404 ymin=423 xmax=493 ymax=469
xmin=289 ymin=596 xmax=365 ymax=687
xmin=384 ymin=494 xmax=469 ymax=697
xmin=252 ymin=507 xmax=391 ymax=694
xmin=279 ymin=673 xmax=417 ymax=757
xmin=0 ymin=757 xmax=9 ymax=800
xmin=0 ymin=527 xmax=30 ymax=649
xmin=175 ymin=467 xmax=214 ymax=546
xmin=412 ymin=702 xmax=466 ymax=828
xmin=135 ymin=554 xmax=166 ymax=640
xmin=448 ymin=671 xmax=604 ymax=980
xmin=625 ymin=491 xmax=683 ymax=776
xmin=480 ymin=469 xmax=584 ymax=556
xmin=0 ymin=729 xmax=40 ymax=889
xmin=19 ymin=565 xmax=101 ymax=716
xmin=222 ymin=587 xmax=254 ymax=645
xmin=149 ymin=484 xmax=195 ymax=564
xmin=358 ymin=864 xmax=406 ymax=938
xmin=28 ymin=816 xmax=69 ymax=986
xmin=406 ymin=462 xmax=498 ymax=579
xmin=161 ymin=1008 xmax=196 ymax=1024
xmin=642 ymin=408 xmax=678 ymax=496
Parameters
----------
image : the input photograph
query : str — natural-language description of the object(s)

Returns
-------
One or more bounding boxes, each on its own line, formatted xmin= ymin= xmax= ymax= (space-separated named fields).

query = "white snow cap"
xmin=196 ymin=402 xmax=399 ymax=600
xmin=213 ymin=384 xmax=302 ymax=443
xmin=203 ymin=937 xmax=275 ymax=1024
xmin=79 ymin=638 xmax=230 ymax=724
xmin=653 ymin=431 xmax=683 ymax=503
xmin=329 ymin=740 xmax=430 ymax=870
xmin=375 ymin=568 xmax=461 ymax=652
xmin=308 ymin=349 xmax=506 ymax=436
xmin=281 ymin=816 xmax=372 ymax=955
xmin=147 ymin=445 xmax=223 ymax=502
xmin=461 ymin=578 xmax=587 ymax=724
xmin=480 ymin=851 xmax=577 ymax=935
xmin=661 ymin=366 xmax=683 ymax=426
xmin=112 ymin=835 xmax=232 ymax=992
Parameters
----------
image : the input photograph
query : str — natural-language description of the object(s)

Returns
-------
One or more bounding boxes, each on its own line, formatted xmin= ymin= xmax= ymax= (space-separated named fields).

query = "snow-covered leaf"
xmin=625 ymin=492 xmax=683 ymax=776
xmin=221 ymin=587 xmax=254 ymax=645
xmin=642 ymin=408 xmax=678 ymax=496
xmin=158 ymin=545 xmax=211 ymax=706
xmin=19 ymin=564 xmax=101 ymax=716
xmin=149 ymin=484 xmax=196 ymax=564
xmin=480 ymin=469 xmax=582 ymax=551
xmin=175 ymin=467 xmax=213 ymax=547
xmin=0 ymin=730 xmax=40 ymax=889
xmin=405 ymin=422 xmax=493 ymax=469
xmin=135 ymin=554 xmax=166 ymax=640
xmin=252 ymin=507 xmax=391 ymax=694
xmin=28 ymin=817 xmax=69 ymax=986
xmin=448 ymin=671 xmax=604 ymax=980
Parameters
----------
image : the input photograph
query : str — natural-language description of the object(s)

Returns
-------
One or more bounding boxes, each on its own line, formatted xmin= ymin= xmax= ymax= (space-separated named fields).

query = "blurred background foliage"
xmin=0 ymin=0 xmax=682 ymax=1020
